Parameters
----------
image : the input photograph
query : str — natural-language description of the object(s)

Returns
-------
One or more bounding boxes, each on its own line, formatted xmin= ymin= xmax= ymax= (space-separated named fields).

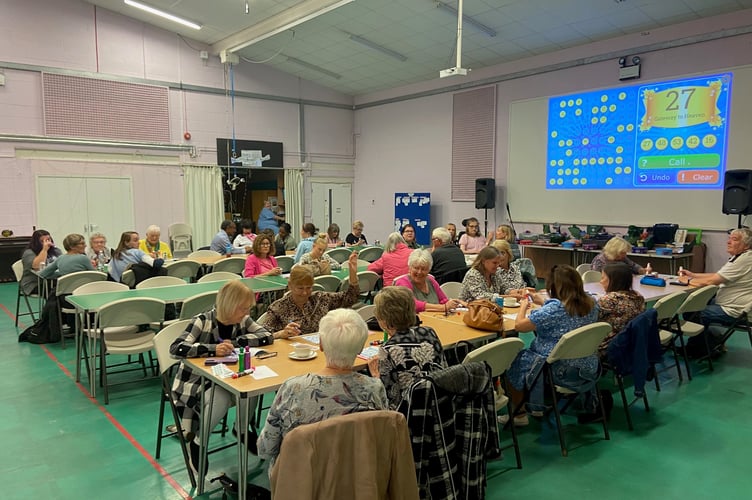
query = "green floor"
xmin=1 ymin=281 xmax=751 ymax=499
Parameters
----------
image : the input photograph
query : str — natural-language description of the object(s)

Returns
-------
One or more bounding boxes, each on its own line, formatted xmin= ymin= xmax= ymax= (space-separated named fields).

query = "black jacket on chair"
xmin=606 ymin=309 xmax=662 ymax=397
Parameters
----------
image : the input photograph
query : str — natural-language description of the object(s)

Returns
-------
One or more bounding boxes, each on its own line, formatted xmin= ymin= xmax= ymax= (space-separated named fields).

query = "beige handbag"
xmin=462 ymin=299 xmax=504 ymax=331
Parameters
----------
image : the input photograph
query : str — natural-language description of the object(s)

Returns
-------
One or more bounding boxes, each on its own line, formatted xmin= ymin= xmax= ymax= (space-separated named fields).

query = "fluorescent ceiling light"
xmin=348 ymin=34 xmax=407 ymax=62
xmin=286 ymin=56 xmax=342 ymax=80
xmin=124 ymin=0 xmax=202 ymax=30
xmin=436 ymin=1 xmax=496 ymax=37
xmin=216 ymin=0 xmax=354 ymax=53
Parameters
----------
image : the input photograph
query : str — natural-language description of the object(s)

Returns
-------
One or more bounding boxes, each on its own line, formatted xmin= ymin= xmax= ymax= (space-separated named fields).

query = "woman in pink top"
xmin=394 ymin=249 xmax=465 ymax=313
xmin=243 ymin=234 xmax=281 ymax=278
xmin=367 ymin=232 xmax=413 ymax=287
xmin=459 ymin=217 xmax=486 ymax=254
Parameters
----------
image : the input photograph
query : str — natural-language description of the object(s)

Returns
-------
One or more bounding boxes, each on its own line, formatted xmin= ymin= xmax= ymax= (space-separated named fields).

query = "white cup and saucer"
xmin=503 ymin=297 xmax=520 ymax=308
xmin=289 ymin=344 xmax=317 ymax=360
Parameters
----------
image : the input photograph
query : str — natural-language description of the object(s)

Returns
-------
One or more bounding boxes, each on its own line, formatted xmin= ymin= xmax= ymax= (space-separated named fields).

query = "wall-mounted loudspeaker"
xmin=722 ymin=169 xmax=752 ymax=215
xmin=475 ymin=178 xmax=495 ymax=209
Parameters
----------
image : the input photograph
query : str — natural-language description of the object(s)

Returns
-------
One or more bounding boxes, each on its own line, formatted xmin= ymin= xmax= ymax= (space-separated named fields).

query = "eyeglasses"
xmin=468 ymin=225 xmax=479 ymax=229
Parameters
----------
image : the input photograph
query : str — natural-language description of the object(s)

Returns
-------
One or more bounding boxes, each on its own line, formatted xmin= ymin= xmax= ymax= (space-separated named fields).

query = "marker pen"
xmin=232 ymin=368 xmax=254 ymax=379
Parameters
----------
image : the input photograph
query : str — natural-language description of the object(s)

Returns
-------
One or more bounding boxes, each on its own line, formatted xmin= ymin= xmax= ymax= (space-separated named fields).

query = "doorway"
xmin=310 ymin=182 xmax=352 ymax=235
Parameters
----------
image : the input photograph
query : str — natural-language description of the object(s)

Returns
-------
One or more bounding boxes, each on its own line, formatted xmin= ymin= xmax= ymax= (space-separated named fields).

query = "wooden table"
xmin=583 ymin=274 xmax=691 ymax=303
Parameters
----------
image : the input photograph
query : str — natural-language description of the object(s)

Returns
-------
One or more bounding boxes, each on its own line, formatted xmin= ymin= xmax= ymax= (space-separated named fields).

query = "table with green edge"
xmin=67 ymin=276 xmax=288 ymax=394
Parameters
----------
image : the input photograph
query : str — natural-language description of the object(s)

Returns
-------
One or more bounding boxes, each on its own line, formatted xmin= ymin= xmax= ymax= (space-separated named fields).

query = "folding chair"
xmin=541 ymin=322 xmax=612 ymax=456
xmin=136 ymin=276 xmax=187 ymax=289
xmin=212 ymin=256 xmax=247 ymax=275
xmin=652 ymin=291 xmax=688 ymax=386
xmin=314 ymin=274 xmax=342 ymax=292
xmin=669 ymin=285 xmax=719 ymax=376
xmin=164 ymin=259 xmax=201 ymax=283
xmin=12 ymin=259 xmax=39 ymax=326
xmin=581 ymin=270 xmax=602 ymax=283
xmin=197 ymin=271 xmax=241 ymax=283
xmin=324 ymin=247 xmax=351 ymax=264
xmin=55 ymin=271 xmax=107 ymax=349
xmin=275 ymin=255 xmax=294 ymax=273
xmin=711 ymin=300 xmax=752 ymax=354
xmin=576 ymin=263 xmax=592 ymax=276
xmin=357 ymin=246 xmax=383 ymax=263
xmin=463 ymin=337 xmax=525 ymax=468
xmin=439 ymin=281 xmax=463 ymax=300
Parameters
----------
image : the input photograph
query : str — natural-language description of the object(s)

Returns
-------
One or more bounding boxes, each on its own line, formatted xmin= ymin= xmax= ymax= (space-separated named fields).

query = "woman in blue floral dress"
xmin=507 ymin=265 xmax=600 ymax=419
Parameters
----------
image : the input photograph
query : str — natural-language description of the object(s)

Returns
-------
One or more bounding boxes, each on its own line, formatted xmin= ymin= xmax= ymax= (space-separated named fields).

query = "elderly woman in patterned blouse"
xmin=257 ymin=308 xmax=388 ymax=468
xmin=368 ymin=286 xmax=446 ymax=410
xmin=491 ymin=239 xmax=528 ymax=298
xmin=262 ymin=250 xmax=360 ymax=338
xmin=170 ymin=280 xmax=273 ymax=476
xmin=297 ymin=236 xmax=341 ymax=275
xmin=597 ymin=262 xmax=645 ymax=357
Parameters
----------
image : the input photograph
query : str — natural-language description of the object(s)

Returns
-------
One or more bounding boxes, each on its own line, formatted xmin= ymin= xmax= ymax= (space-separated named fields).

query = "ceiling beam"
xmin=212 ymin=0 xmax=354 ymax=54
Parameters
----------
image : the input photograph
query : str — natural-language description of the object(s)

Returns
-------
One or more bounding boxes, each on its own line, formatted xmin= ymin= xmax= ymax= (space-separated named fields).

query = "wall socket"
xmin=199 ymin=50 xmax=209 ymax=60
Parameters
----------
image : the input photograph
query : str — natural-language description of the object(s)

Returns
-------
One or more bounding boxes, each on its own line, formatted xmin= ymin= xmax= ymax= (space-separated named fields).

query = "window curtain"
xmin=183 ymin=165 xmax=224 ymax=248
xmin=284 ymin=168 xmax=305 ymax=237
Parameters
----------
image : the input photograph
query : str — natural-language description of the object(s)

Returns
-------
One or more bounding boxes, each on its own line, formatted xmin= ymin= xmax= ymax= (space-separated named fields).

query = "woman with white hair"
xmin=590 ymin=236 xmax=645 ymax=274
xmin=394 ymin=249 xmax=465 ymax=313
xmin=257 ymin=308 xmax=388 ymax=467
xmin=139 ymin=224 xmax=173 ymax=259
xmin=367 ymin=231 xmax=412 ymax=287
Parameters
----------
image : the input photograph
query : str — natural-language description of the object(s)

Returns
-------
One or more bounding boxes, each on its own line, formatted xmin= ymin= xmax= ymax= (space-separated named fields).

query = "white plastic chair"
xmin=357 ymin=246 xmax=383 ymax=263
xmin=12 ymin=259 xmax=39 ymax=326
xmin=276 ymin=255 xmax=294 ymax=273
xmin=581 ymin=270 xmax=602 ymax=283
xmin=324 ymin=247 xmax=351 ymax=264
xmin=55 ymin=270 xmax=107 ymax=349
xmin=653 ymin=291 xmax=690 ymax=383
xmin=187 ymin=249 xmax=222 ymax=260
xmin=314 ymin=275 xmax=342 ymax=292
xmin=136 ymin=276 xmax=188 ymax=289
xmin=576 ymin=263 xmax=591 ymax=276
xmin=670 ymin=285 xmax=719 ymax=377
xmin=197 ymin=271 xmax=242 ymax=283
xmin=440 ymin=281 xmax=463 ymax=300
xmin=544 ymin=322 xmax=612 ymax=456
xmin=164 ymin=259 xmax=201 ymax=282
xmin=212 ymin=256 xmax=247 ymax=275
xmin=357 ymin=304 xmax=376 ymax=322
xmin=168 ymin=222 xmax=193 ymax=255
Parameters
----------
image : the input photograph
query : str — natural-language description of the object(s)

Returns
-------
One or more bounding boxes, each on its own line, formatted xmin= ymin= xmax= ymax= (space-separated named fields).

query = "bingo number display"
xmin=546 ymin=73 xmax=732 ymax=190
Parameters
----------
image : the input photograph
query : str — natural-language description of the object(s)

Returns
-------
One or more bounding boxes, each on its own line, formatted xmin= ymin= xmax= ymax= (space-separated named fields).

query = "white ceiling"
xmin=84 ymin=0 xmax=752 ymax=96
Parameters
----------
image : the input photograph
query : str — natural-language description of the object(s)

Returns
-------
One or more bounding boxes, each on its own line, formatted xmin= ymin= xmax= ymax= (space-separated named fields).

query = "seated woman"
xmin=490 ymin=239 xmax=528 ymax=298
xmin=257 ymin=308 xmax=388 ymax=468
xmin=262 ymin=250 xmax=360 ymax=337
xmin=506 ymin=265 xmax=600 ymax=425
xmin=39 ymin=233 xmax=95 ymax=279
xmin=487 ymin=224 xmax=520 ymax=260
xmin=369 ymin=286 xmax=445 ymax=410
xmin=234 ymin=219 xmax=256 ymax=248
xmin=297 ymin=236 xmax=341 ymax=275
xmin=274 ymin=222 xmax=297 ymax=256
xmin=460 ymin=246 xmax=513 ymax=303
xmin=138 ymin=225 xmax=173 ymax=259
xmin=325 ymin=223 xmax=344 ymax=248
xmin=345 ymin=220 xmax=368 ymax=246
xmin=109 ymin=231 xmax=164 ymax=283
xmin=401 ymin=224 xmax=419 ymax=249
xmin=394 ymin=249 xmax=465 ymax=313
xmin=367 ymin=232 xmax=412 ymax=287
xmin=459 ymin=217 xmax=486 ymax=254
xmin=21 ymin=229 xmax=62 ymax=296
xmin=257 ymin=200 xmax=284 ymax=235
xmin=85 ymin=232 xmax=111 ymax=266
xmin=170 ymin=280 xmax=273 ymax=476
xmin=597 ymin=263 xmax=646 ymax=356
xmin=591 ymin=236 xmax=645 ymax=274
xmin=243 ymin=233 xmax=281 ymax=278
xmin=293 ymin=223 xmax=318 ymax=263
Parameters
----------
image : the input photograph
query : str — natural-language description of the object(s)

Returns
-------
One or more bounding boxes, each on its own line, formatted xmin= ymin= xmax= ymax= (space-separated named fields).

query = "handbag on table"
xmin=463 ymin=299 xmax=504 ymax=332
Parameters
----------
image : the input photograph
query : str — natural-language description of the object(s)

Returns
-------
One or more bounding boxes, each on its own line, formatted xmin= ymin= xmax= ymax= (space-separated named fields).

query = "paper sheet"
xmin=251 ymin=365 xmax=278 ymax=380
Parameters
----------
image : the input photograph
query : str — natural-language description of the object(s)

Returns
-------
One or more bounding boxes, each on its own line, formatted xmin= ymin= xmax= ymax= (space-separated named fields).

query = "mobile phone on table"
xmin=255 ymin=351 xmax=278 ymax=360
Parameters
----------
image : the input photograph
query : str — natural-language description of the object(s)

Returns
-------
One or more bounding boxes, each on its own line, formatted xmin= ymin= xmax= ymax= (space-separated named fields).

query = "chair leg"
xmin=642 ymin=392 xmax=650 ymax=413
xmin=15 ymin=291 xmax=21 ymax=327
xmin=101 ymin=338 xmax=109 ymax=405
xmin=546 ymin=370 xmax=568 ymax=457
xmin=702 ymin=332 xmax=715 ymax=372
xmin=502 ymin=378 xmax=522 ymax=469
xmin=616 ymin=375 xmax=633 ymax=431
xmin=594 ymin=384 xmax=610 ymax=441
xmin=156 ymin=392 xmax=167 ymax=459
xmin=676 ymin=336 xmax=693 ymax=379
xmin=23 ymin=294 xmax=37 ymax=323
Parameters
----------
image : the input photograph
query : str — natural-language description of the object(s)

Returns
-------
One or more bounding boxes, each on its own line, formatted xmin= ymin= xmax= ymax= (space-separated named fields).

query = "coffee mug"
xmin=503 ymin=297 xmax=519 ymax=307
xmin=294 ymin=345 xmax=313 ymax=357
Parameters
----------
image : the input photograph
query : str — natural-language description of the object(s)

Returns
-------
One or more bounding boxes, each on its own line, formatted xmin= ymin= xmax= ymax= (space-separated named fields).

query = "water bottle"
xmin=244 ymin=346 xmax=251 ymax=371
xmin=237 ymin=349 xmax=245 ymax=374
xmin=225 ymin=243 xmax=233 ymax=255
xmin=645 ymin=262 xmax=653 ymax=276
xmin=97 ymin=251 xmax=106 ymax=272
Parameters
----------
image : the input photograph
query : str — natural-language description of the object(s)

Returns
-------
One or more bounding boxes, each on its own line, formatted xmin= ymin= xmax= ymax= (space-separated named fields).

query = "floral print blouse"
xmin=597 ymin=290 xmax=645 ymax=352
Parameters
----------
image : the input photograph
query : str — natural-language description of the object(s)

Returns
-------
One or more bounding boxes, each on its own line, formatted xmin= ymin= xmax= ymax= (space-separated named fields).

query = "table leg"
xmin=236 ymin=393 xmax=251 ymax=500
xmin=197 ymin=378 xmax=215 ymax=495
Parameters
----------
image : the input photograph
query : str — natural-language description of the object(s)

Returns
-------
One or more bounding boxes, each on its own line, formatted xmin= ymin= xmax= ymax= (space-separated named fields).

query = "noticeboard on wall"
xmin=394 ymin=193 xmax=431 ymax=246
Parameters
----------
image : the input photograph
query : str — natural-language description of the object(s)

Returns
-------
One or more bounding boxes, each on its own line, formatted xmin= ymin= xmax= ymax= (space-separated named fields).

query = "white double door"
xmin=310 ymin=182 xmax=352 ymax=235
xmin=36 ymin=176 xmax=134 ymax=247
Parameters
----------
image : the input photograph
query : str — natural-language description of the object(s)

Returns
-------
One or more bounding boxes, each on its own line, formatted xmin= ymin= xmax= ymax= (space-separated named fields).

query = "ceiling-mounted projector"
xmin=440 ymin=67 xmax=469 ymax=78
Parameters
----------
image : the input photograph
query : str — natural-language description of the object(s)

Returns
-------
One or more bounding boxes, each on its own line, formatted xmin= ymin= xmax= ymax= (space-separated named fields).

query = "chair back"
xmin=153 ymin=320 xmax=193 ymax=375
xmin=136 ymin=276 xmax=187 ymax=289
xmin=314 ymin=274 xmax=342 ymax=292
xmin=56 ymin=271 xmax=107 ymax=296
xmin=197 ymin=271 xmax=241 ymax=283
xmin=462 ymin=337 xmax=524 ymax=377
xmin=168 ymin=223 xmax=193 ymax=253
xmin=440 ymin=281 xmax=463 ymax=299
xmin=356 ymin=259 xmax=371 ymax=268
xmin=576 ymin=263 xmax=591 ymax=276
xmin=356 ymin=271 xmax=381 ymax=292
xmin=312 ymin=283 xmax=326 ymax=292
xmin=434 ymin=267 xmax=468 ymax=285
xmin=187 ymin=249 xmax=221 ymax=259
xmin=271 ymin=411 xmax=418 ymax=500
xmin=547 ymin=322 xmax=612 ymax=363
xmin=98 ymin=297 xmax=166 ymax=329
xmin=581 ymin=270 xmax=602 ymax=283
xmin=73 ymin=281 xmax=129 ymax=295
xmin=121 ymin=269 xmax=136 ymax=288
xmin=256 ymin=312 xmax=269 ymax=325
xmin=652 ymin=291 xmax=687 ymax=322
xmin=212 ymin=256 xmax=246 ymax=275
xmin=276 ymin=255 xmax=294 ymax=273
xmin=324 ymin=247 xmax=351 ymax=264
xmin=677 ymin=285 xmax=719 ymax=316
xmin=358 ymin=246 xmax=383 ymax=262
xmin=179 ymin=291 xmax=218 ymax=319
xmin=11 ymin=260 xmax=24 ymax=282
xmin=357 ymin=304 xmax=376 ymax=322
xmin=164 ymin=259 xmax=201 ymax=281
xmin=168 ymin=222 xmax=192 ymax=239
